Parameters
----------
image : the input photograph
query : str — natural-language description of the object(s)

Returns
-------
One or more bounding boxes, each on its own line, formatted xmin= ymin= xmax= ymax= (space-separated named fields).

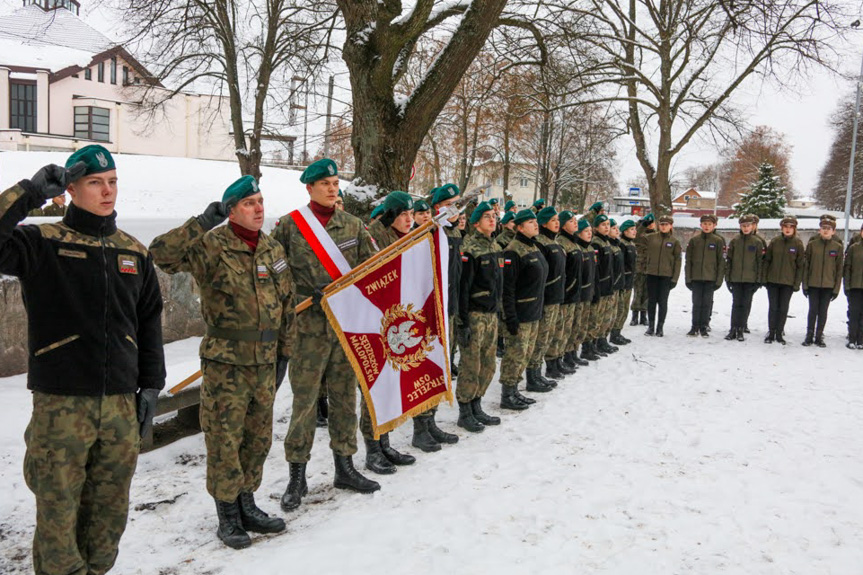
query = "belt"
xmin=206 ymin=326 xmax=278 ymax=342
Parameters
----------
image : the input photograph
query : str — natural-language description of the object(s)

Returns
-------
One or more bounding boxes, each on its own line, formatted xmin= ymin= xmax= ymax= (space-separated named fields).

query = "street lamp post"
xmin=843 ymin=50 xmax=863 ymax=245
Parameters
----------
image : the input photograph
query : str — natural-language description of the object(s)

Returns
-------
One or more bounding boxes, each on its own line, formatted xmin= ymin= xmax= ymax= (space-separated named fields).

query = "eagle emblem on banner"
xmin=380 ymin=303 xmax=434 ymax=371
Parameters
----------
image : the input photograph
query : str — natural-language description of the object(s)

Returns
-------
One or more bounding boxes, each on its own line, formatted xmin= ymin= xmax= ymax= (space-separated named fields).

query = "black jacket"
xmin=502 ymin=233 xmax=548 ymax=324
xmin=591 ymin=232 xmax=614 ymax=297
xmin=609 ymin=237 xmax=625 ymax=292
xmin=536 ymin=227 xmax=566 ymax=306
xmin=576 ymin=236 xmax=597 ymax=303
xmin=559 ymin=231 xmax=583 ymax=305
xmin=620 ymin=236 xmax=637 ymax=290
xmin=444 ymin=226 xmax=463 ymax=318
xmin=458 ymin=233 xmax=503 ymax=325
xmin=0 ymin=183 xmax=166 ymax=396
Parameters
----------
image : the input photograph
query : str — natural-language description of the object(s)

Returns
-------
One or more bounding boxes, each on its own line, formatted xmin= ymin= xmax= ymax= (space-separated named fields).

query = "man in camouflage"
xmin=456 ymin=202 xmax=504 ymax=432
xmin=631 ymin=213 xmax=655 ymax=325
xmin=0 ymin=145 xmax=165 ymax=575
xmin=588 ymin=214 xmax=617 ymax=354
xmin=612 ymin=219 xmax=638 ymax=344
xmin=554 ymin=211 xmax=586 ymax=371
xmin=272 ymin=159 xmax=381 ymax=511
xmin=150 ymin=175 xmax=289 ymax=548
xmin=27 ymin=192 xmax=67 ymax=217
xmin=572 ymin=219 xmax=599 ymax=361
xmin=604 ymin=219 xmax=625 ymax=350
xmin=495 ymin=211 xmax=517 ymax=358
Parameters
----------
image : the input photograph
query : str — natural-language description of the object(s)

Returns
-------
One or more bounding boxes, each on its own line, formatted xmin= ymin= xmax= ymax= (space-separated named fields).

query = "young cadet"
xmin=763 ymin=215 xmax=805 ymax=344
xmin=272 ymin=159 xmax=381 ymax=512
xmin=605 ymin=219 xmax=626 ymax=347
xmin=500 ymin=210 xmax=549 ymax=406
xmin=555 ymin=211 xmax=586 ymax=370
xmin=456 ymin=202 xmax=504 ymax=432
xmin=504 ymin=200 xmax=517 ymax=214
xmin=643 ymin=215 xmax=682 ymax=337
xmin=802 ymin=218 xmax=844 ymax=347
xmin=532 ymin=206 xmax=571 ymax=382
xmin=151 ymin=175 xmax=290 ymax=548
xmin=612 ymin=219 xmax=638 ymax=344
xmin=844 ymin=223 xmax=863 ymax=349
xmin=0 ymin=146 xmax=165 ymax=575
xmin=631 ymin=213 xmax=655 ymax=325
xmin=412 ymin=199 xmax=432 ymax=227
xmin=360 ymin=192 xmax=417 ymax=472
xmin=573 ymin=219 xmax=599 ymax=361
xmin=684 ymin=214 xmax=726 ymax=337
xmin=724 ymin=214 xmax=763 ymax=341
xmin=532 ymin=198 xmax=546 ymax=213
xmin=589 ymin=214 xmax=617 ymax=352
xmin=495 ymin=210 xmax=517 ymax=358
xmin=584 ymin=201 xmax=605 ymax=226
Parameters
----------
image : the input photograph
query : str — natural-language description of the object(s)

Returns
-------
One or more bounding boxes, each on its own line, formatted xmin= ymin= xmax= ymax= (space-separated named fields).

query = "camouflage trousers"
xmin=456 ymin=311 xmax=499 ymax=403
xmin=285 ymin=306 xmax=358 ymax=462
xmin=413 ymin=314 xmax=456 ymax=422
xmin=500 ymin=320 xmax=539 ymax=386
xmin=631 ymin=273 xmax=648 ymax=311
xmin=614 ymin=289 xmax=633 ymax=331
xmin=548 ymin=303 xmax=575 ymax=358
xmin=588 ymin=296 xmax=613 ymax=340
xmin=24 ymin=392 xmax=139 ymax=575
xmin=602 ymin=292 xmax=618 ymax=334
xmin=529 ymin=304 xmax=560 ymax=369
xmin=566 ymin=301 xmax=591 ymax=353
xmin=200 ymin=359 xmax=275 ymax=501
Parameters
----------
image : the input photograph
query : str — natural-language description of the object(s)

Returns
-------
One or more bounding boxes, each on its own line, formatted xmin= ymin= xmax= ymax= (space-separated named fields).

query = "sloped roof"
xmin=0 ymin=5 xmax=115 ymax=54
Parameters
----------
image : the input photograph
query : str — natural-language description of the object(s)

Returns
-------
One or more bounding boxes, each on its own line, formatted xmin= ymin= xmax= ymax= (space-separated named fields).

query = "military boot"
xmin=526 ymin=368 xmax=553 ymax=392
xmin=426 ymin=413 xmax=459 ymax=444
xmin=411 ymin=417 xmax=442 ymax=452
xmin=556 ymin=357 xmax=576 ymax=375
xmin=815 ymin=333 xmax=827 ymax=348
xmin=568 ymin=350 xmax=589 ymax=366
xmin=560 ymin=352 xmax=577 ymax=371
xmin=598 ymin=338 xmax=618 ymax=353
xmin=537 ymin=367 xmax=558 ymax=388
xmin=514 ymin=388 xmax=536 ymax=404
xmin=379 ymin=433 xmax=416 ymax=465
xmin=592 ymin=339 xmax=609 ymax=357
xmin=364 ymin=438 xmax=396 ymax=475
xmin=471 ymin=398 xmax=501 ymax=425
xmin=619 ymin=330 xmax=632 ymax=344
xmin=545 ymin=358 xmax=565 ymax=380
xmin=610 ymin=329 xmax=628 ymax=345
xmin=238 ymin=492 xmax=286 ymax=534
xmin=764 ymin=330 xmax=775 ymax=344
xmin=802 ymin=331 xmax=814 ymax=346
xmin=639 ymin=311 xmax=649 ymax=325
xmin=457 ymin=401 xmax=485 ymax=432
xmin=280 ymin=462 xmax=308 ymax=512
xmin=333 ymin=454 xmax=381 ymax=493
xmin=316 ymin=396 xmax=328 ymax=428
xmin=501 ymin=385 xmax=529 ymax=410
xmin=630 ymin=311 xmax=639 ymax=326
xmin=581 ymin=341 xmax=600 ymax=361
xmin=215 ymin=498 xmax=252 ymax=549
xmin=724 ymin=328 xmax=737 ymax=341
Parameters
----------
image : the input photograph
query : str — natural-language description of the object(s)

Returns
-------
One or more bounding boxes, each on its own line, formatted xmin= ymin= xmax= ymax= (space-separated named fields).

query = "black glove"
xmin=196 ymin=201 xmax=227 ymax=230
xmin=22 ymin=162 xmax=86 ymax=199
xmin=136 ymin=388 xmax=160 ymax=439
xmin=803 ymin=289 xmax=809 ymax=298
xmin=670 ymin=282 xmax=677 ymax=290
xmin=457 ymin=325 xmax=471 ymax=347
xmin=685 ymin=282 xmax=692 ymax=291
xmin=831 ymin=292 xmax=839 ymax=302
xmin=312 ymin=282 xmax=329 ymax=306
xmin=275 ymin=356 xmax=289 ymax=390
xmin=506 ymin=320 xmax=519 ymax=336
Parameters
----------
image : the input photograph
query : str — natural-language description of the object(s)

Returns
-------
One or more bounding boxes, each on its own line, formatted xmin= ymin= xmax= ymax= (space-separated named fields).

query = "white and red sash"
xmin=290 ymin=204 xmax=352 ymax=281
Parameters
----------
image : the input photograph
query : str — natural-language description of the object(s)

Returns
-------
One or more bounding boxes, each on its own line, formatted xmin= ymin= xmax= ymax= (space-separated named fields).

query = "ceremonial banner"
xmin=322 ymin=232 xmax=452 ymax=437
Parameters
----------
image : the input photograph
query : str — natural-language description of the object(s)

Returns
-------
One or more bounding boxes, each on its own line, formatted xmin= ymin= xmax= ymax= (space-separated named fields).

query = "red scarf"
xmin=230 ymin=221 xmax=259 ymax=252
xmin=393 ymin=228 xmax=407 ymax=238
xmin=309 ymin=201 xmax=335 ymax=227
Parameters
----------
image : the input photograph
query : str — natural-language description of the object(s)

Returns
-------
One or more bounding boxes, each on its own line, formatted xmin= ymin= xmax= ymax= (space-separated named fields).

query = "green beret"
xmin=414 ymin=199 xmax=430 ymax=212
xmin=504 ymin=200 xmax=516 ymax=211
xmin=559 ymin=210 xmax=575 ymax=226
xmin=514 ymin=209 xmax=537 ymax=226
xmin=470 ymin=201 xmax=493 ymax=224
xmin=300 ymin=158 xmax=338 ymax=184
xmin=370 ymin=204 xmax=385 ymax=219
xmin=577 ymin=218 xmax=591 ymax=233
xmin=609 ymin=218 xmax=618 ymax=227
xmin=382 ymin=191 xmax=413 ymax=214
xmin=489 ymin=198 xmax=499 ymax=206
xmin=66 ymin=145 xmax=115 ymax=179
xmin=500 ymin=211 xmax=515 ymax=225
xmin=431 ymin=183 xmax=460 ymax=206
xmin=537 ymin=206 xmax=558 ymax=225
xmin=619 ymin=219 xmax=636 ymax=232
xmin=533 ymin=198 xmax=546 ymax=208
xmin=593 ymin=214 xmax=609 ymax=227
xmin=222 ymin=175 xmax=260 ymax=207
xmin=642 ymin=213 xmax=655 ymax=224
xmin=589 ymin=201 xmax=604 ymax=212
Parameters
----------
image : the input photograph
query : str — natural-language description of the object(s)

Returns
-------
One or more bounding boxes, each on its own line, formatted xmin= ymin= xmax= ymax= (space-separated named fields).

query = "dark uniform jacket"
xmin=844 ymin=241 xmax=863 ymax=291
xmin=620 ymin=236 xmax=637 ymax=290
xmin=763 ymin=234 xmax=805 ymax=289
xmin=502 ymin=233 xmax=548 ymax=325
xmin=634 ymin=227 xmax=654 ymax=274
xmin=726 ymin=232 xmax=764 ymax=285
xmin=536 ymin=227 xmax=566 ymax=306
xmin=0 ymin=183 xmax=166 ymax=396
xmin=368 ymin=218 xmax=399 ymax=249
xmin=576 ymin=236 xmax=597 ymax=303
xmin=804 ymin=236 xmax=844 ymax=295
xmin=459 ymin=233 xmax=503 ymax=326
xmin=443 ymin=225 xmax=464 ymax=318
xmin=609 ymin=237 xmax=625 ymax=292
xmin=591 ymin=232 xmax=615 ymax=297
xmin=685 ymin=231 xmax=726 ymax=287
xmin=495 ymin=228 xmax=515 ymax=251
xmin=557 ymin=231 xmax=583 ymax=305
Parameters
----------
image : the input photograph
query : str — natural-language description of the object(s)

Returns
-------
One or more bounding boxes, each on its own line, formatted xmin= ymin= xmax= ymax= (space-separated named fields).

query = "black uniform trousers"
xmin=690 ymin=281 xmax=715 ymax=329
xmin=729 ymin=282 xmax=758 ymax=329
xmin=766 ymin=283 xmax=794 ymax=334
xmin=848 ymin=289 xmax=863 ymax=345
xmin=806 ymin=287 xmax=833 ymax=337
xmin=646 ymin=275 xmax=673 ymax=328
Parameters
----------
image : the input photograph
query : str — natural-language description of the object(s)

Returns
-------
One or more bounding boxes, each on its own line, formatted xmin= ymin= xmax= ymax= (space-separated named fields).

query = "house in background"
xmin=0 ymin=0 xmax=234 ymax=161
xmin=467 ymin=159 xmax=537 ymax=207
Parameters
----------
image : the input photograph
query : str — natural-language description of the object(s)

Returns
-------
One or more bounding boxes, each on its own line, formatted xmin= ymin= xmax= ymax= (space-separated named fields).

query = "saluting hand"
xmin=26 ymin=161 xmax=86 ymax=199
xmin=196 ymin=201 xmax=228 ymax=231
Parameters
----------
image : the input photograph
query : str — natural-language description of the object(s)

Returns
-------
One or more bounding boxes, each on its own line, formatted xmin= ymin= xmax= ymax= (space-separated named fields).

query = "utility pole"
xmin=323 ymin=75 xmax=334 ymax=158
xmin=844 ymin=51 xmax=863 ymax=245
xmin=302 ymin=78 xmax=309 ymax=164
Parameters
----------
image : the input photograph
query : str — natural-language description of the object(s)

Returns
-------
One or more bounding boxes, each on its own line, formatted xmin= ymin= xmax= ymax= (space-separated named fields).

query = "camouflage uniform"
xmin=531 ymin=228 xmax=566 ymax=367
xmin=631 ymin=226 xmax=654 ymax=312
xmin=569 ymin=236 xmax=596 ymax=354
xmin=615 ymin=235 xmax=637 ymax=331
xmin=28 ymin=201 xmax=67 ymax=217
xmin=499 ymin=321 xmax=539 ymax=384
xmin=272 ymin=207 xmax=376 ymax=463
xmin=590 ymin=231 xmax=615 ymax=340
xmin=1 ymin=183 xmax=165 ymax=575
xmin=150 ymin=219 xmax=291 ymax=501
xmin=557 ymin=230 xmax=583 ymax=357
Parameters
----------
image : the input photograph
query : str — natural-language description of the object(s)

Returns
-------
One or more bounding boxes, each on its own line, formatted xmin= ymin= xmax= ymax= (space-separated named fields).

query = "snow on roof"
xmin=0 ymin=36 xmax=96 ymax=71
xmin=0 ymin=5 xmax=115 ymax=65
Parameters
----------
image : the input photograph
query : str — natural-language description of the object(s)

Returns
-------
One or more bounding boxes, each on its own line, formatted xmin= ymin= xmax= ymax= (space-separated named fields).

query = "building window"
xmin=122 ymin=66 xmax=129 ymax=85
xmin=74 ymin=106 xmax=110 ymax=142
xmin=10 ymin=82 xmax=37 ymax=133
xmin=110 ymin=56 xmax=117 ymax=85
xmin=84 ymin=67 xmax=91 ymax=80
xmin=97 ymin=62 xmax=104 ymax=82
xmin=520 ymin=177 xmax=528 ymax=188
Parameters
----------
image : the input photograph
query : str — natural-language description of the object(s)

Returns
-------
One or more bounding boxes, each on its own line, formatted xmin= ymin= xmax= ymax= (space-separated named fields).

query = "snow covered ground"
xmin=2 ymin=283 xmax=863 ymax=574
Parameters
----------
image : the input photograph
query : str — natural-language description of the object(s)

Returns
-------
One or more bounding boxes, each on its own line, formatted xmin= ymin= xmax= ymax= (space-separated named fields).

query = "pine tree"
xmin=734 ymin=163 xmax=787 ymax=218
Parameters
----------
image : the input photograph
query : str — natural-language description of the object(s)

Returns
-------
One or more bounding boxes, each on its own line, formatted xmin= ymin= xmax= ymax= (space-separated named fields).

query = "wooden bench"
xmin=141 ymin=385 xmax=202 ymax=452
